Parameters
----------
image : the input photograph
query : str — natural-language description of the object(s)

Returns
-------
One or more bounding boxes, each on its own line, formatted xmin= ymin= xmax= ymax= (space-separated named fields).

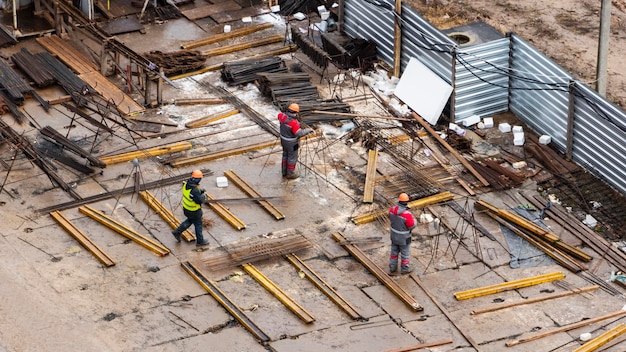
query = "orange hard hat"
xmin=191 ymin=170 xmax=203 ymax=178
xmin=398 ymin=193 xmax=409 ymax=202
xmin=288 ymin=103 xmax=300 ymax=113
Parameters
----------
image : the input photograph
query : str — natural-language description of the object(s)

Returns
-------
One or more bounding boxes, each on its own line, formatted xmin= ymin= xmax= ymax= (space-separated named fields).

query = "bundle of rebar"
xmin=0 ymin=119 xmax=78 ymax=199
xmin=40 ymin=125 xmax=106 ymax=169
xmin=221 ymin=56 xmax=287 ymax=85
xmin=11 ymin=48 xmax=56 ymax=88
xmin=143 ymin=50 xmax=207 ymax=76
xmin=256 ymin=72 xmax=320 ymax=103
xmin=0 ymin=94 xmax=9 ymax=115
xmin=469 ymin=160 xmax=518 ymax=190
xmin=196 ymin=78 xmax=279 ymax=137
xmin=0 ymin=58 xmax=48 ymax=111
xmin=203 ymin=232 xmax=312 ymax=271
xmin=35 ymin=51 xmax=94 ymax=106
xmin=292 ymin=100 xmax=351 ymax=122
xmin=291 ymin=27 xmax=329 ymax=69
xmin=0 ymin=58 xmax=27 ymax=104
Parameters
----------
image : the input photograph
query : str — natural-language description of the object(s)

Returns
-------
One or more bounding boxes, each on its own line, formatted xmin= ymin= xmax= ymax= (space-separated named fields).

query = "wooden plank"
xmin=36 ymin=36 xmax=98 ymax=74
xmin=363 ymin=149 xmax=378 ymax=203
xmin=79 ymin=71 xmax=145 ymax=116
xmin=180 ymin=22 xmax=273 ymax=49
xmin=181 ymin=1 xmax=242 ymax=20
xmin=412 ymin=111 xmax=490 ymax=186
xmin=210 ymin=6 xmax=271 ymax=24
xmin=200 ymin=35 xmax=283 ymax=56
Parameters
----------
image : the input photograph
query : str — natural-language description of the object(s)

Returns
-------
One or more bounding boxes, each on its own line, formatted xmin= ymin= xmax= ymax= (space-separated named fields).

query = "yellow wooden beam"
xmin=352 ymin=191 xmax=454 ymax=225
xmin=362 ymin=149 xmax=378 ymax=204
xmin=573 ymin=323 xmax=626 ymax=352
xmin=454 ymin=271 xmax=566 ymax=300
xmin=79 ymin=205 xmax=170 ymax=256
xmin=201 ymin=35 xmax=284 ymax=56
xmin=185 ymin=109 xmax=240 ymax=128
xmin=242 ymin=263 xmax=316 ymax=323
xmin=99 ymin=142 xmax=192 ymax=165
xmin=180 ymin=23 xmax=274 ymax=49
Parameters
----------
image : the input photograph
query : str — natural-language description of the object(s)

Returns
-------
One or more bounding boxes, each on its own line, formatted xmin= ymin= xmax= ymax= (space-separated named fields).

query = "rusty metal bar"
xmin=180 ymin=23 xmax=274 ymax=49
xmin=411 ymin=111 xmax=489 ymax=186
xmin=170 ymin=139 xmax=276 ymax=167
xmin=352 ymin=191 xmax=454 ymax=225
xmin=78 ymin=205 xmax=170 ymax=256
xmin=50 ymin=210 xmax=115 ymax=267
xmin=174 ymin=98 xmax=226 ymax=105
xmin=40 ymin=125 xmax=106 ymax=168
xmin=242 ymin=263 xmax=316 ymax=324
xmin=37 ymin=170 xmax=210 ymax=213
xmin=200 ymin=35 xmax=283 ymax=57
xmin=203 ymin=231 xmax=311 ymax=271
xmin=139 ymin=191 xmax=195 ymax=242
xmin=181 ymin=261 xmax=270 ymax=342
xmin=204 ymin=192 xmax=246 ymax=230
xmin=332 ymin=232 xmax=423 ymax=311
xmin=476 ymin=199 xmax=592 ymax=262
xmin=285 ymin=253 xmax=363 ymax=320
xmin=363 ymin=149 xmax=378 ymax=204
xmin=506 ymin=309 xmax=626 ymax=347
xmin=223 ymin=170 xmax=284 ymax=220
xmin=470 ymin=285 xmax=599 ymax=315
xmin=99 ymin=141 xmax=193 ymax=165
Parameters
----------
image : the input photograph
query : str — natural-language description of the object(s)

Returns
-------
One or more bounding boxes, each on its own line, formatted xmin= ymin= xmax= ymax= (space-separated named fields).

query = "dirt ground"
xmin=409 ymin=0 xmax=626 ymax=109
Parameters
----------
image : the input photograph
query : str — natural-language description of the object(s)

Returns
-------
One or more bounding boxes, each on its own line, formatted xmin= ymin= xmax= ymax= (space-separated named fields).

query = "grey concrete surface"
xmin=1 ymin=8 xmax=626 ymax=352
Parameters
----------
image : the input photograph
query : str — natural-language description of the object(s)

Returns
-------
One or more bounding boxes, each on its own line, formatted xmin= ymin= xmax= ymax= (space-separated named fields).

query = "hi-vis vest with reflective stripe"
xmin=182 ymin=182 xmax=201 ymax=211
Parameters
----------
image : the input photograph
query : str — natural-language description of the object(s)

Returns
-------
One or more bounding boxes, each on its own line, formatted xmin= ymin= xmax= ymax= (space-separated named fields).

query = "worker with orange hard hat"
xmin=277 ymin=103 xmax=313 ymax=180
xmin=388 ymin=193 xmax=416 ymax=275
xmin=171 ymin=169 xmax=209 ymax=247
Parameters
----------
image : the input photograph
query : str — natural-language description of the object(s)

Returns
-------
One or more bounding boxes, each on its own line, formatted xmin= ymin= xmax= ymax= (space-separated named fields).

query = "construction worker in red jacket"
xmin=389 ymin=193 xmax=416 ymax=275
xmin=172 ymin=170 xmax=209 ymax=247
xmin=278 ymin=103 xmax=312 ymax=179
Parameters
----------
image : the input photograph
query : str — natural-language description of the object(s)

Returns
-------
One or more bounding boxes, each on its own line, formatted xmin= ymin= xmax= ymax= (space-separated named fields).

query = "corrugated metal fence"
xmin=342 ymin=2 xmax=626 ymax=195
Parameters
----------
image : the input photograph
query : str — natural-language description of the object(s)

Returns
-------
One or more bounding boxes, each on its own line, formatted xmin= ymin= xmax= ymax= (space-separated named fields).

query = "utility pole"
xmin=596 ymin=0 xmax=611 ymax=96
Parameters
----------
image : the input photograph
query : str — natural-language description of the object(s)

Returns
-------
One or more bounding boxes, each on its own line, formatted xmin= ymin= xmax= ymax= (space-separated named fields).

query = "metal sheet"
xmin=400 ymin=4 xmax=455 ymax=81
xmin=453 ymin=38 xmax=510 ymax=122
xmin=344 ymin=0 xmax=395 ymax=66
xmin=509 ymin=34 xmax=572 ymax=150
xmin=572 ymin=83 xmax=626 ymax=195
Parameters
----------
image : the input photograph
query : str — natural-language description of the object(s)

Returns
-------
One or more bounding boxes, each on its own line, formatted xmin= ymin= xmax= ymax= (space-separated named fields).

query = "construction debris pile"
xmin=143 ymin=50 xmax=207 ymax=76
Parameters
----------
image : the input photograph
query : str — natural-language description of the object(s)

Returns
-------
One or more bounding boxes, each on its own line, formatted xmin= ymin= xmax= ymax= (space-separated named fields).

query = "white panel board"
xmin=394 ymin=57 xmax=453 ymax=125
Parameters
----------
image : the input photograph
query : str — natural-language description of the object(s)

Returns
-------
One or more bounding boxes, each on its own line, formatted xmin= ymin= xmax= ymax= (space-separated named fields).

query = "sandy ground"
xmin=410 ymin=0 xmax=626 ymax=109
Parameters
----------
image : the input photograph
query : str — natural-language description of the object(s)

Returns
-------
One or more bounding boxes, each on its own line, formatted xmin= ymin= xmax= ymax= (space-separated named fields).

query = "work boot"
xmin=196 ymin=239 xmax=209 ymax=247
xmin=389 ymin=263 xmax=398 ymax=276
xmin=171 ymin=231 xmax=181 ymax=243
xmin=286 ymin=171 xmax=299 ymax=180
xmin=400 ymin=264 xmax=415 ymax=275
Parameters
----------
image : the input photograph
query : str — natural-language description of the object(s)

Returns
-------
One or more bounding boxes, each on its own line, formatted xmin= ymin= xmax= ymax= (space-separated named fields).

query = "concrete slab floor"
xmin=0 ymin=8 xmax=625 ymax=352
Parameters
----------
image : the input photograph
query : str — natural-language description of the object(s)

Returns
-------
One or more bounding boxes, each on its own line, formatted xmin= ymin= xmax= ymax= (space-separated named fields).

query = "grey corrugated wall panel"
xmin=509 ymin=34 xmax=572 ymax=151
xmin=571 ymin=83 xmax=626 ymax=195
xmin=453 ymin=38 xmax=510 ymax=122
xmin=344 ymin=0 xmax=395 ymax=67
xmin=400 ymin=4 xmax=455 ymax=82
